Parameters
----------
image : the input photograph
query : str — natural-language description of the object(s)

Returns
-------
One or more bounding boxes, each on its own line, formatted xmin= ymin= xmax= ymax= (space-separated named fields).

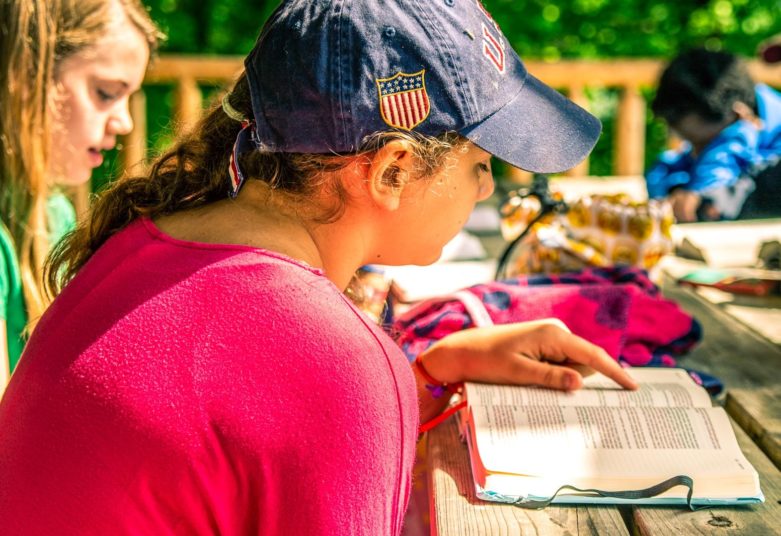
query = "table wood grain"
xmin=726 ymin=388 xmax=781 ymax=471
xmin=426 ymin=417 xmax=630 ymax=536
xmin=630 ymin=418 xmax=781 ymax=535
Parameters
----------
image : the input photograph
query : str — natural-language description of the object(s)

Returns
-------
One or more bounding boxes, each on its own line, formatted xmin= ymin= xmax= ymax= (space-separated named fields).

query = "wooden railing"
xmin=75 ymin=56 xmax=779 ymax=215
xmin=120 ymin=55 xmax=246 ymax=178
xmin=531 ymin=59 xmax=780 ymax=177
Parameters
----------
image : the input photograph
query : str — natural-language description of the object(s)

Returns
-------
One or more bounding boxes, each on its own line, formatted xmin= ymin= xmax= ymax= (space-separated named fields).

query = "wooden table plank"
xmin=660 ymin=256 xmax=781 ymax=346
xmin=726 ymin=388 xmax=781 ymax=471
xmin=426 ymin=417 xmax=629 ymax=535
xmin=660 ymin=279 xmax=781 ymax=391
xmin=683 ymin=285 xmax=781 ymax=346
xmin=631 ymin=417 xmax=781 ymax=535
xmin=670 ymin=219 xmax=781 ymax=268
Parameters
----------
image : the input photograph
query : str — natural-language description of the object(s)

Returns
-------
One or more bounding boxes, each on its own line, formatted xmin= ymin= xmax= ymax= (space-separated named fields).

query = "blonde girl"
xmin=0 ymin=0 xmax=159 ymax=389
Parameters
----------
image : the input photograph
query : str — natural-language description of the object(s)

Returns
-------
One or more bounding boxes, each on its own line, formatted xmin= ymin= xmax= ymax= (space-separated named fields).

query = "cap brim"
xmin=460 ymin=73 xmax=602 ymax=173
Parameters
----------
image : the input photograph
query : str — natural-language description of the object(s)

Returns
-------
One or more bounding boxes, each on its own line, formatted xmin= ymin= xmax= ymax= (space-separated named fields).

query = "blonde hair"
xmin=0 ymin=0 xmax=160 ymax=324
xmin=47 ymin=72 xmax=467 ymax=295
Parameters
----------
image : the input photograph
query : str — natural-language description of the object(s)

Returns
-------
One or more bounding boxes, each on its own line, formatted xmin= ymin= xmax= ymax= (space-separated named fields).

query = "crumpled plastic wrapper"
xmin=500 ymin=192 xmax=674 ymax=276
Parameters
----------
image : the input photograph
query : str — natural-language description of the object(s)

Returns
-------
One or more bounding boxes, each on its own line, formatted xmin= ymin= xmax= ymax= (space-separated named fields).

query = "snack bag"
xmin=499 ymin=191 xmax=674 ymax=276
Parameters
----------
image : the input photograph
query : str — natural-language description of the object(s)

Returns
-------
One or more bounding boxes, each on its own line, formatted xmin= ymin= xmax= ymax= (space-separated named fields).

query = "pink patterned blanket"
xmin=393 ymin=266 xmax=702 ymax=368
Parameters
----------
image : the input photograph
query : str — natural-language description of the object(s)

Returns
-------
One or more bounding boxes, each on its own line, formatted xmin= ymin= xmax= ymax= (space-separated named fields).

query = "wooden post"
xmin=565 ymin=84 xmax=590 ymax=178
xmin=121 ymin=90 xmax=148 ymax=177
xmin=173 ymin=77 xmax=202 ymax=135
xmin=614 ymin=84 xmax=646 ymax=176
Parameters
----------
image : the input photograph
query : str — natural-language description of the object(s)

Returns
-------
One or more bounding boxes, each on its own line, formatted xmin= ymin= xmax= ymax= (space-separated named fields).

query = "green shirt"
xmin=0 ymin=223 xmax=27 ymax=372
xmin=1 ymin=192 xmax=76 ymax=372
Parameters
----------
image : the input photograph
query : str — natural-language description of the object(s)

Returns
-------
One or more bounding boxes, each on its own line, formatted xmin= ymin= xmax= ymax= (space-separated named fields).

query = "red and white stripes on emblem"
xmin=381 ymin=88 xmax=429 ymax=130
xmin=481 ymin=22 xmax=505 ymax=74
xmin=377 ymin=70 xmax=431 ymax=130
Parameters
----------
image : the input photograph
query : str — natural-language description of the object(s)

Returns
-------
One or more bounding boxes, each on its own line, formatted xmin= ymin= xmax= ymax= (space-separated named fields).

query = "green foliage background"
xmin=95 ymin=0 xmax=781 ymax=188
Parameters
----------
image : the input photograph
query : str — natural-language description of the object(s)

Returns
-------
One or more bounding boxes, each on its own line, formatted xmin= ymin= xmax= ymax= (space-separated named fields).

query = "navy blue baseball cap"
xmin=244 ymin=0 xmax=601 ymax=174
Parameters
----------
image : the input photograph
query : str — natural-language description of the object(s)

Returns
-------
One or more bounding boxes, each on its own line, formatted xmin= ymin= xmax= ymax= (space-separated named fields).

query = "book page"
xmin=466 ymin=368 xmax=711 ymax=409
xmin=472 ymin=404 xmax=752 ymax=483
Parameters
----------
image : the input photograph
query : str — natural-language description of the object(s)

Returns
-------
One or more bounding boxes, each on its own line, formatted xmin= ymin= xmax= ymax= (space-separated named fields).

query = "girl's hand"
xmin=418 ymin=319 xmax=638 ymax=391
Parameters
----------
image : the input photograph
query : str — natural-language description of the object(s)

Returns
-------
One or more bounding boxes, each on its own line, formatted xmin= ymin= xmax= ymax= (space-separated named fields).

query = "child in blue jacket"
xmin=646 ymin=49 xmax=781 ymax=221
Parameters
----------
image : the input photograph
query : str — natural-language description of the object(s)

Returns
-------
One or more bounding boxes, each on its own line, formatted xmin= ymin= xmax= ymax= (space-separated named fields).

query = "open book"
xmin=460 ymin=368 xmax=763 ymax=506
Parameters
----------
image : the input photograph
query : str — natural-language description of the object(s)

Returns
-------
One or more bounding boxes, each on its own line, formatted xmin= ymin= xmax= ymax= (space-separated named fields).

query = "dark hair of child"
xmin=651 ymin=48 xmax=757 ymax=125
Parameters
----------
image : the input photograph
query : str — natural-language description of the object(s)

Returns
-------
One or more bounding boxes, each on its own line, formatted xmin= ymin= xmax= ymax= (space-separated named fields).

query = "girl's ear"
xmin=366 ymin=139 xmax=417 ymax=211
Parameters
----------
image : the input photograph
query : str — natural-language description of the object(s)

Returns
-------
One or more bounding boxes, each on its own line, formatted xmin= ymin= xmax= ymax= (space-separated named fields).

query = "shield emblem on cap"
xmin=376 ymin=70 xmax=430 ymax=130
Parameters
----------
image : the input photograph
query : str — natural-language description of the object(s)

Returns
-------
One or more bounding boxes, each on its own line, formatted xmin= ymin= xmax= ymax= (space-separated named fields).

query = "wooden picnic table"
xmin=425 ymin=251 xmax=781 ymax=535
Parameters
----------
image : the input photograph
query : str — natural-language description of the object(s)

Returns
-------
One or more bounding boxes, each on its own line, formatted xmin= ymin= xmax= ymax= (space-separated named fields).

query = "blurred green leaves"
xmin=139 ymin=0 xmax=781 ymax=77
xmin=487 ymin=0 xmax=780 ymax=59
xmin=146 ymin=0 xmax=277 ymax=54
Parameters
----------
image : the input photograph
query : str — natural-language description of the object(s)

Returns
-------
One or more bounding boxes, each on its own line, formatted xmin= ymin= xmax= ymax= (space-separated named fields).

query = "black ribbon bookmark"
xmin=510 ymin=475 xmax=697 ymax=510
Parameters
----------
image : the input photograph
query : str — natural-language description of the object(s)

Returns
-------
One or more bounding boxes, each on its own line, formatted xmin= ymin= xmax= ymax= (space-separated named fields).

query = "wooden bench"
xmin=425 ymin=251 xmax=781 ymax=534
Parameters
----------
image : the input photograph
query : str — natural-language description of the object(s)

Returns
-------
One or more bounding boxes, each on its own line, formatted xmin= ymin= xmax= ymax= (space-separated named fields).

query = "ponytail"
xmin=46 ymin=74 xmax=253 ymax=295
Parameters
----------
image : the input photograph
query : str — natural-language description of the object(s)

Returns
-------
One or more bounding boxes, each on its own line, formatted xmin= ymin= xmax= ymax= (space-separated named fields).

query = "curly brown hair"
xmin=46 ymin=72 xmax=468 ymax=296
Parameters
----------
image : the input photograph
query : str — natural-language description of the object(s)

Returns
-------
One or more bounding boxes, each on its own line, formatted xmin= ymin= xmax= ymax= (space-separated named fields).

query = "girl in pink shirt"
xmin=0 ymin=1 xmax=636 ymax=534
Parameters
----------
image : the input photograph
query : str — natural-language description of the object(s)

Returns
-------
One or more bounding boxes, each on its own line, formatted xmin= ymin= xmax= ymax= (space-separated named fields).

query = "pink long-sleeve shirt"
xmin=0 ymin=218 xmax=419 ymax=535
